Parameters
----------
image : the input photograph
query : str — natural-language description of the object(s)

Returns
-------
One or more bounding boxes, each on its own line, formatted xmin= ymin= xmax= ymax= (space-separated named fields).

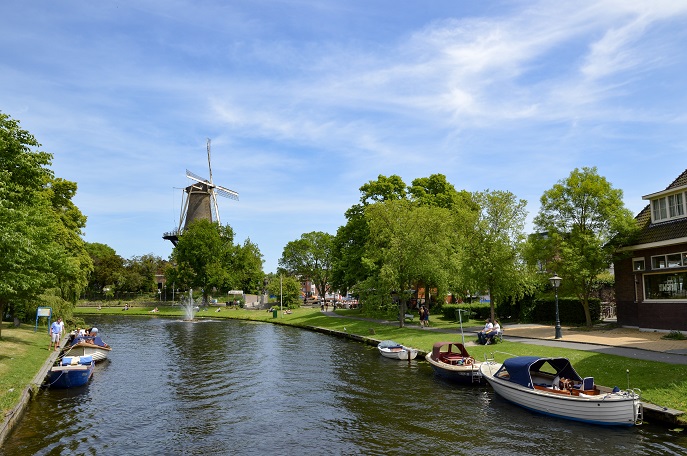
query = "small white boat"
xmin=65 ymin=335 xmax=112 ymax=363
xmin=480 ymin=356 xmax=642 ymax=426
xmin=377 ymin=340 xmax=418 ymax=360
xmin=425 ymin=342 xmax=483 ymax=384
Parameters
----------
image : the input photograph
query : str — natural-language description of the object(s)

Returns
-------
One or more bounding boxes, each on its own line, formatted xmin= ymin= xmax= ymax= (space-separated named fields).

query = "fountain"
xmin=180 ymin=288 xmax=198 ymax=321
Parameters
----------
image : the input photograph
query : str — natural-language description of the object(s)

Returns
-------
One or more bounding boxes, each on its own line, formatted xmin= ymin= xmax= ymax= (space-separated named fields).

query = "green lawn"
xmin=0 ymin=324 xmax=51 ymax=415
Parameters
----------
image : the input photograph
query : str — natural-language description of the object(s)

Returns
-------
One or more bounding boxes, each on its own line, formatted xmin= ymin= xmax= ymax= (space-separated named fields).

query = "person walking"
xmin=49 ymin=318 xmax=62 ymax=351
xmin=418 ymin=306 xmax=425 ymax=328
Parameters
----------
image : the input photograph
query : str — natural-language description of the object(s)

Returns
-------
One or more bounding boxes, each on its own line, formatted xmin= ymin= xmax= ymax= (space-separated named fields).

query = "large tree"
xmin=278 ymin=231 xmax=334 ymax=300
xmin=85 ymin=242 xmax=125 ymax=293
xmin=0 ymin=112 xmax=90 ymax=336
xmin=460 ymin=190 xmax=531 ymax=322
xmin=534 ymin=167 xmax=637 ymax=327
xmin=364 ymin=199 xmax=455 ymax=326
xmin=167 ymin=219 xmax=238 ymax=304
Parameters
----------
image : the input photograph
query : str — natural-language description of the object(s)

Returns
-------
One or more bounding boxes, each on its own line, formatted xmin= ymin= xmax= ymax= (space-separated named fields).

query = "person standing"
xmin=49 ymin=318 xmax=61 ymax=351
xmin=423 ymin=306 xmax=430 ymax=328
xmin=418 ymin=306 xmax=425 ymax=327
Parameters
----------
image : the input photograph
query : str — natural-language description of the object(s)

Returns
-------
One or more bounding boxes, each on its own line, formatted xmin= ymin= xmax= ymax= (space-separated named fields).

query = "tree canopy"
xmin=534 ymin=167 xmax=637 ymax=326
xmin=167 ymin=219 xmax=264 ymax=303
xmin=278 ymin=231 xmax=334 ymax=300
xmin=0 ymin=112 xmax=91 ymax=336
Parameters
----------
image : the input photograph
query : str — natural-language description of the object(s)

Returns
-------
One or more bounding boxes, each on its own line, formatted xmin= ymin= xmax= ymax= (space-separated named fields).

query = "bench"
xmin=404 ymin=313 xmax=414 ymax=322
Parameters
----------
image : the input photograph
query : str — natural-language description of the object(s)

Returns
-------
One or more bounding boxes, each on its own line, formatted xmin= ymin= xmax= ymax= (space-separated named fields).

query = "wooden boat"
xmin=47 ymin=355 xmax=95 ymax=388
xmin=424 ymin=342 xmax=483 ymax=384
xmin=377 ymin=340 xmax=418 ymax=360
xmin=65 ymin=335 xmax=112 ymax=362
xmin=479 ymin=356 xmax=642 ymax=426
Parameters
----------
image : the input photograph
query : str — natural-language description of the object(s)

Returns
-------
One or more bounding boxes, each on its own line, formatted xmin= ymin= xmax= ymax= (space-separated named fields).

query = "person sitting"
xmin=485 ymin=320 xmax=501 ymax=345
xmin=149 ymin=307 xmax=159 ymax=313
xmin=478 ymin=318 xmax=493 ymax=344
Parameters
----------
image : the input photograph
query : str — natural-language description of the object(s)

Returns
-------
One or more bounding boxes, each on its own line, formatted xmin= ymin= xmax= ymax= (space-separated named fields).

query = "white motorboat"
xmin=480 ymin=356 xmax=642 ymax=426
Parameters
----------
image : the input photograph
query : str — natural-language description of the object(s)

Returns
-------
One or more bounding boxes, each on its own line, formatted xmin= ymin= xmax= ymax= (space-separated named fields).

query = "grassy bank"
xmin=0 ymin=324 xmax=50 ymax=416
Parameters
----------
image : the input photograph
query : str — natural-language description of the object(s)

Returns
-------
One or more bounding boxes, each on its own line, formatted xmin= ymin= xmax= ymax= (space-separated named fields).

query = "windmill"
xmin=163 ymin=139 xmax=239 ymax=246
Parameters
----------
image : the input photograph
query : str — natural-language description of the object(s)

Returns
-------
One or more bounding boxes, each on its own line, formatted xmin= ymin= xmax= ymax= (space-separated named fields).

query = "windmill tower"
xmin=163 ymin=139 xmax=239 ymax=246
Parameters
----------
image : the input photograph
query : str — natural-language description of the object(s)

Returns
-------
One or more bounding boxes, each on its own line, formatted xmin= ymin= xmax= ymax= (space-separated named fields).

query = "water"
xmin=2 ymin=316 xmax=686 ymax=456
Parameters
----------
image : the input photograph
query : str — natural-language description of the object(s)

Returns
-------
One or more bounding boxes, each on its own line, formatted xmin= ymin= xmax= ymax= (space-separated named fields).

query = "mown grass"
xmin=0 ymin=324 xmax=51 ymax=415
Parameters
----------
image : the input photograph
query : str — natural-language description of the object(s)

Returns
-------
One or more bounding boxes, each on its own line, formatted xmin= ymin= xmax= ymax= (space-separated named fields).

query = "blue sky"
xmin=2 ymin=0 xmax=687 ymax=273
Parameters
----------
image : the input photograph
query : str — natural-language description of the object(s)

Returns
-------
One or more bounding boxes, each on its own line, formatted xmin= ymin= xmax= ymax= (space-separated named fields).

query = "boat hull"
xmin=425 ymin=353 xmax=483 ymax=384
xmin=48 ymin=362 xmax=95 ymax=388
xmin=65 ymin=343 xmax=111 ymax=362
xmin=480 ymin=362 xmax=641 ymax=426
xmin=378 ymin=347 xmax=418 ymax=360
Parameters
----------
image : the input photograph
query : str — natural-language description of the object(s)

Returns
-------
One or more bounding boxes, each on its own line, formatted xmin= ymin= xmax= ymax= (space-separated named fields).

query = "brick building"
xmin=614 ymin=169 xmax=687 ymax=331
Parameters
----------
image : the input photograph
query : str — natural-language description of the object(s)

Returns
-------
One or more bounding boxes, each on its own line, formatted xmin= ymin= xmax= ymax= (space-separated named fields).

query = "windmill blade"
xmin=211 ymin=188 xmax=221 ymax=225
xmin=207 ymin=139 xmax=214 ymax=185
xmin=186 ymin=169 xmax=210 ymax=185
xmin=215 ymin=185 xmax=239 ymax=200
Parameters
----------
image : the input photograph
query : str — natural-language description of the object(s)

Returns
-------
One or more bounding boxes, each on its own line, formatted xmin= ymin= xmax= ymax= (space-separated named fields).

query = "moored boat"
xmin=377 ymin=340 xmax=418 ymax=360
xmin=479 ymin=356 xmax=642 ymax=426
xmin=47 ymin=355 xmax=95 ymax=388
xmin=65 ymin=335 xmax=112 ymax=362
xmin=425 ymin=342 xmax=483 ymax=384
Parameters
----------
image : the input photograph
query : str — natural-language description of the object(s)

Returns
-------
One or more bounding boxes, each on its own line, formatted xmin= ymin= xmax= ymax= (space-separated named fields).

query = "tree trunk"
xmin=399 ymin=299 xmax=406 ymax=328
xmin=582 ymin=297 xmax=592 ymax=327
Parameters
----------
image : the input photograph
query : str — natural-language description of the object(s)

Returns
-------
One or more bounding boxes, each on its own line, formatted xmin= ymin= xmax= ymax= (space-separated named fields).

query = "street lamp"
xmin=549 ymin=274 xmax=562 ymax=339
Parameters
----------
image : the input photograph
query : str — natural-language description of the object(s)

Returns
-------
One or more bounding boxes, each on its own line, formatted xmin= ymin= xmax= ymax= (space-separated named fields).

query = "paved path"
xmin=321 ymin=311 xmax=687 ymax=365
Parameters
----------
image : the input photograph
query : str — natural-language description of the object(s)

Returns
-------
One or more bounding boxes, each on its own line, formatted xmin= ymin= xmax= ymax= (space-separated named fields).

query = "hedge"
xmin=528 ymin=297 xmax=601 ymax=325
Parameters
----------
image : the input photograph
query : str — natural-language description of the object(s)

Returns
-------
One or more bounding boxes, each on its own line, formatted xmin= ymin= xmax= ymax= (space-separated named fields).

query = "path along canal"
xmin=2 ymin=316 xmax=686 ymax=455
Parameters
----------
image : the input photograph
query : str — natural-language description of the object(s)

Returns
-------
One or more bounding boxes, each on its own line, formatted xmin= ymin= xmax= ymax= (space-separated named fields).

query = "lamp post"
xmin=549 ymin=274 xmax=562 ymax=339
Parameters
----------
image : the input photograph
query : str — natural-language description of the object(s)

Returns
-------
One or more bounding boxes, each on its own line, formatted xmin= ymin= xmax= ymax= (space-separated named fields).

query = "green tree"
xmin=85 ymin=242 xmax=125 ymax=294
xmin=279 ymin=231 xmax=334 ymax=300
xmin=534 ymin=167 xmax=637 ymax=327
xmin=331 ymin=175 xmax=408 ymax=294
xmin=167 ymin=220 xmax=238 ymax=304
xmin=234 ymin=238 xmax=264 ymax=295
xmin=0 ymin=112 xmax=90 ymax=336
xmin=266 ymin=274 xmax=301 ymax=307
xmin=364 ymin=200 xmax=455 ymax=326
xmin=460 ymin=190 xmax=531 ymax=322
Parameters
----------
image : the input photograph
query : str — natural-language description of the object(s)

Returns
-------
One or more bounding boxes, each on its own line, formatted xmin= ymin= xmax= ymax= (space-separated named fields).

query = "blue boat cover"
xmin=496 ymin=356 xmax=582 ymax=388
xmin=378 ymin=340 xmax=403 ymax=349
xmin=61 ymin=355 xmax=93 ymax=366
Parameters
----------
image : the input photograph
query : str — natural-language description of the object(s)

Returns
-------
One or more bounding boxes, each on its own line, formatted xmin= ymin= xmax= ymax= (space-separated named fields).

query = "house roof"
xmin=630 ymin=169 xmax=687 ymax=246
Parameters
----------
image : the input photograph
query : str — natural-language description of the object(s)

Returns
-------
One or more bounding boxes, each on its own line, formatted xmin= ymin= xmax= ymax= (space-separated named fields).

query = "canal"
xmin=2 ymin=316 xmax=686 ymax=455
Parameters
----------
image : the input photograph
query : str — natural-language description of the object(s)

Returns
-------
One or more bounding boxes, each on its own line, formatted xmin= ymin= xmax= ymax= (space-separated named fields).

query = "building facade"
xmin=614 ymin=169 xmax=687 ymax=331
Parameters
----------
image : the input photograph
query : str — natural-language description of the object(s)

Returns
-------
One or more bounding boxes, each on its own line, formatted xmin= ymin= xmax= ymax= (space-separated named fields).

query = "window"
xmin=668 ymin=193 xmax=685 ymax=218
xmin=651 ymin=252 xmax=687 ymax=269
xmin=632 ymin=258 xmax=645 ymax=271
xmin=651 ymin=191 xmax=687 ymax=223
xmin=652 ymin=256 xmax=667 ymax=269
xmin=652 ymin=198 xmax=667 ymax=221
xmin=644 ymin=272 xmax=687 ymax=300
xmin=667 ymin=254 xmax=683 ymax=268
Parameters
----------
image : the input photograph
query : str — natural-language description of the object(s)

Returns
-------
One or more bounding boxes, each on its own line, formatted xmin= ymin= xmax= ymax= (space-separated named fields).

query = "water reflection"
xmin=1 ymin=316 xmax=686 ymax=455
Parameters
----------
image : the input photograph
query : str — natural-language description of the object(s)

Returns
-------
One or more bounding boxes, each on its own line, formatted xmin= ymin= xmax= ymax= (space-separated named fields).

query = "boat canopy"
xmin=431 ymin=342 xmax=471 ymax=359
xmin=496 ymin=356 xmax=583 ymax=388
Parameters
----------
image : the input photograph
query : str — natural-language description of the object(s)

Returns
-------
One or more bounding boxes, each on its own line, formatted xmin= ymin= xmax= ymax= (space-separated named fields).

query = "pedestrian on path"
xmin=49 ymin=318 xmax=62 ymax=351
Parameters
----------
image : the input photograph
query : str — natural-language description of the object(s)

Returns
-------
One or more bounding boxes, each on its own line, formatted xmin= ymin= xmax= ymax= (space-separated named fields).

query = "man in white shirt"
xmin=478 ymin=318 xmax=493 ymax=344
